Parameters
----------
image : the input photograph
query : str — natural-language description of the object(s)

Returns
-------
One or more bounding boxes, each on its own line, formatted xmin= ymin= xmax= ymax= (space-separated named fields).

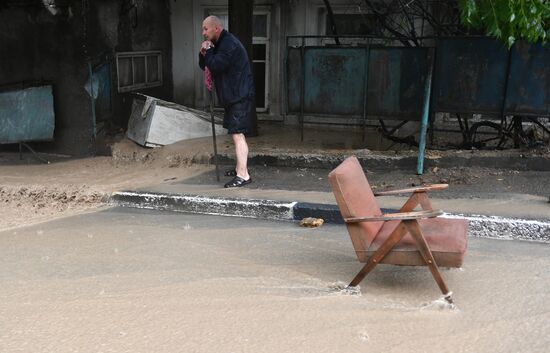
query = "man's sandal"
xmin=224 ymin=176 xmax=252 ymax=188
xmin=224 ymin=169 xmax=237 ymax=177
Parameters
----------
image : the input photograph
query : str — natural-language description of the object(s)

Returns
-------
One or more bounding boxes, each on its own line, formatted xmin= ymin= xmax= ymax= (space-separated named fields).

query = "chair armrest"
xmin=345 ymin=210 xmax=443 ymax=223
xmin=373 ymin=184 xmax=448 ymax=196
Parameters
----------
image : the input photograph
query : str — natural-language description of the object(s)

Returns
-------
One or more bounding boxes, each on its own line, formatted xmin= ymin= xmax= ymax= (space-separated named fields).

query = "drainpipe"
xmin=416 ymin=50 xmax=434 ymax=175
xmin=81 ymin=0 xmax=95 ymax=140
xmin=88 ymin=62 xmax=97 ymax=138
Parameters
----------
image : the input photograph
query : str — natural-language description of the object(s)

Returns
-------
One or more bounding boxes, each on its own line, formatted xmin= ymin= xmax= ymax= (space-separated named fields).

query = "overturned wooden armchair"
xmin=328 ymin=156 xmax=468 ymax=303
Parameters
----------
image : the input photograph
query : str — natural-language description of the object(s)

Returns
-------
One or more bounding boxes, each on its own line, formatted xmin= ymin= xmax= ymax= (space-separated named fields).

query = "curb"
xmin=111 ymin=191 xmax=297 ymax=221
xmin=214 ymin=153 xmax=550 ymax=171
xmin=110 ymin=191 xmax=550 ymax=243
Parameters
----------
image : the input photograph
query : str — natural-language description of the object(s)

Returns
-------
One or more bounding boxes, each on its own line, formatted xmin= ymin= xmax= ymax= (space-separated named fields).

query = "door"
xmin=207 ymin=11 xmax=270 ymax=112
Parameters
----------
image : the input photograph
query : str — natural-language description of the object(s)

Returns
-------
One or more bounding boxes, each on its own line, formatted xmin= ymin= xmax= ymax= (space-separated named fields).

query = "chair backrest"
xmin=328 ymin=156 xmax=384 ymax=256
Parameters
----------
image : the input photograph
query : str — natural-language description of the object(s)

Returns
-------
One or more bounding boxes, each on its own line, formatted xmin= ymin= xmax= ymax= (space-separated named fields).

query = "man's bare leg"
xmin=232 ymin=133 xmax=250 ymax=180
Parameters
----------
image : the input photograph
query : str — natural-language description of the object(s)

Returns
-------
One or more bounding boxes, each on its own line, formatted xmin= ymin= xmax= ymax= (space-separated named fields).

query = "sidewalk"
xmin=109 ymin=123 xmax=550 ymax=243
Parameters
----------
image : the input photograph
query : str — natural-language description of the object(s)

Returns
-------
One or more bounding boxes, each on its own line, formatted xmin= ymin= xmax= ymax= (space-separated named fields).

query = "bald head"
xmin=202 ymin=16 xmax=223 ymax=42
xmin=204 ymin=15 xmax=223 ymax=28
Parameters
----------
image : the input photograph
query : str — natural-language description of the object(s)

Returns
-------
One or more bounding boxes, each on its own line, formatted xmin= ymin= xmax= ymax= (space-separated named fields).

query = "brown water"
xmin=1 ymin=209 xmax=548 ymax=352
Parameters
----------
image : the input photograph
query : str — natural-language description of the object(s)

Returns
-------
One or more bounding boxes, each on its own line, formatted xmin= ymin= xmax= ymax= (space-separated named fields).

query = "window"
xmin=252 ymin=13 xmax=269 ymax=111
xmin=326 ymin=14 xmax=381 ymax=36
xmin=116 ymin=51 xmax=163 ymax=92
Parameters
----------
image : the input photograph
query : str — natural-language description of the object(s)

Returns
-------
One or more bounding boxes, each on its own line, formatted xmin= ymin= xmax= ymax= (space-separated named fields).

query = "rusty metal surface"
xmin=304 ymin=47 xmax=367 ymax=115
xmin=505 ymin=41 xmax=550 ymax=116
xmin=287 ymin=46 xmax=429 ymax=120
xmin=433 ymin=37 xmax=550 ymax=117
xmin=366 ymin=47 xmax=431 ymax=120
xmin=287 ymin=37 xmax=549 ymax=120
xmin=288 ymin=47 xmax=368 ymax=116
xmin=286 ymin=48 xmax=302 ymax=115
xmin=433 ymin=37 xmax=509 ymax=114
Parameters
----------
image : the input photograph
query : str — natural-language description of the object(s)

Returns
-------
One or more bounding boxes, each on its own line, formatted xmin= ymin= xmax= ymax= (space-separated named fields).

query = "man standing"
xmin=199 ymin=15 xmax=255 ymax=188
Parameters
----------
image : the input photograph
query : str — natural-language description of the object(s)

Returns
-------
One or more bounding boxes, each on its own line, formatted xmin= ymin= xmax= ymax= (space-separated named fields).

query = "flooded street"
xmin=1 ymin=208 xmax=548 ymax=353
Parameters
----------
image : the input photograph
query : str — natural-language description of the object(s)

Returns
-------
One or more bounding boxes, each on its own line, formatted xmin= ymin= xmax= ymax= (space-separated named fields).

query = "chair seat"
xmin=364 ymin=218 xmax=468 ymax=267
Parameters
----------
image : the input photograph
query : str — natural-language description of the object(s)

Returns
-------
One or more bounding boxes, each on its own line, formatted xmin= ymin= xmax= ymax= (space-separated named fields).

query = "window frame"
xmin=115 ymin=51 xmax=163 ymax=93
xmin=252 ymin=11 xmax=270 ymax=112
xmin=325 ymin=13 xmax=380 ymax=36
xmin=319 ymin=6 xmax=385 ymax=46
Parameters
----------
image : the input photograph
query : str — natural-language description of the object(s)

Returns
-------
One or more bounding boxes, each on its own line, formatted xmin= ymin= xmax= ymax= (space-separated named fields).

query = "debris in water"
xmin=420 ymin=296 xmax=457 ymax=311
xmin=299 ymin=217 xmax=324 ymax=228
xmin=328 ymin=281 xmax=361 ymax=296
xmin=359 ymin=330 xmax=369 ymax=342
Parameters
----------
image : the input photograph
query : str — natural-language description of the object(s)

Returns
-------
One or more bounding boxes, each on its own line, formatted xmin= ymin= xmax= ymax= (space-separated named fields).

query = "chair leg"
xmin=416 ymin=193 xmax=433 ymax=211
xmin=349 ymin=222 xmax=408 ymax=287
xmin=403 ymin=220 xmax=453 ymax=303
xmin=400 ymin=192 xmax=433 ymax=212
xmin=399 ymin=193 xmax=420 ymax=212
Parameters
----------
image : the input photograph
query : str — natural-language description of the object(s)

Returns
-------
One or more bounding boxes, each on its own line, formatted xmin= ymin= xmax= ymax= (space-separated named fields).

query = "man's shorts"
xmin=223 ymin=99 xmax=252 ymax=135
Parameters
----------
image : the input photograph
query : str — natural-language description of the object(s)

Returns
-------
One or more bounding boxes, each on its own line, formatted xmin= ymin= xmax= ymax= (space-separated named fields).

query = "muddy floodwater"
xmin=1 ymin=208 xmax=548 ymax=353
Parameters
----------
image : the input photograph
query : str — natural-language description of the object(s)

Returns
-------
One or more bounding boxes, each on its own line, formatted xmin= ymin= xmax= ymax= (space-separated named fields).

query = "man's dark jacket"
xmin=199 ymin=30 xmax=255 ymax=106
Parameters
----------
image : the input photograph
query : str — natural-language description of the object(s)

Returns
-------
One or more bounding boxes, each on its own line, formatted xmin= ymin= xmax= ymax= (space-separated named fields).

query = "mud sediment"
xmin=0 ymin=185 xmax=109 ymax=230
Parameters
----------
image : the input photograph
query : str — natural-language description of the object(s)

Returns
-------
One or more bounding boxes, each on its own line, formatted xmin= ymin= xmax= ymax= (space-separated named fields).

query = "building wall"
xmin=0 ymin=0 xmax=173 ymax=155
xmin=169 ymin=0 xmax=373 ymax=122
xmin=0 ymin=3 xmax=94 ymax=155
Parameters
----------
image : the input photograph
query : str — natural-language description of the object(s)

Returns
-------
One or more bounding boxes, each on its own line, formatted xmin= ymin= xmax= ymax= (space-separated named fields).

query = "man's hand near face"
xmin=200 ymin=40 xmax=214 ymax=56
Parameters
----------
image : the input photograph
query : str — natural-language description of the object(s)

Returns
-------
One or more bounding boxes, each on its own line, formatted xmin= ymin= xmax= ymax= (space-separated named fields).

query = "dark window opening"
xmin=253 ymin=62 xmax=266 ymax=108
xmin=253 ymin=14 xmax=267 ymax=37
xmin=326 ymin=14 xmax=381 ymax=36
